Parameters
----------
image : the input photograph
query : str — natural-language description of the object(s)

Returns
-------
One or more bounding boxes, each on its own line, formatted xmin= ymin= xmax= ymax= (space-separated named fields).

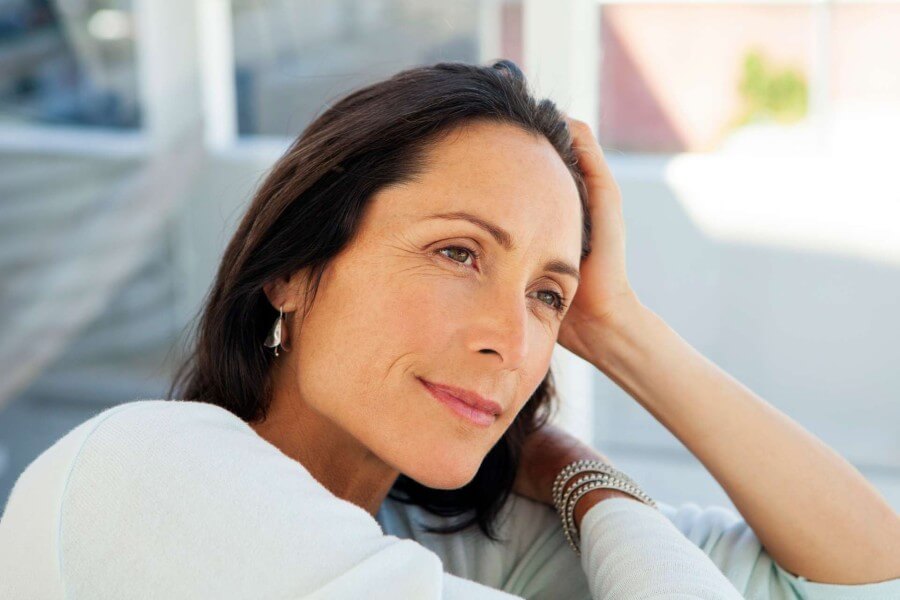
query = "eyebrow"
xmin=421 ymin=211 xmax=581 ymax=283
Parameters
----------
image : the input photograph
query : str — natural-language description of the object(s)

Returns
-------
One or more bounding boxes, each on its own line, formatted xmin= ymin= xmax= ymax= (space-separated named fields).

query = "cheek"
xmin=378 ymin=272 xmax=465 ymax=343
xmin=295 ymin=270 xmax=445 ymax=398
xmin=506 ymin=345 xmax=556 ymax=417
xmin=399 ymin=291 xmax=453 ymax=334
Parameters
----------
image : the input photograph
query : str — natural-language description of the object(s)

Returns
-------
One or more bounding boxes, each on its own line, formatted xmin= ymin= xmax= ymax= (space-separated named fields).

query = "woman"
xmin=1 ymin=60 xmax=898 ymax=599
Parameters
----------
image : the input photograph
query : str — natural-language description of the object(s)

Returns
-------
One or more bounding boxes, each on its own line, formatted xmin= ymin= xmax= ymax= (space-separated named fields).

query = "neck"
xmin=248 ymin=389 xmax=399 ymax=517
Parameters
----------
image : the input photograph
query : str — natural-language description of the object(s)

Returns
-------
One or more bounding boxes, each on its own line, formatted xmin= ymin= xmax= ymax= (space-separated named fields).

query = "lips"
xmin=418 ymin=377 xmax=503 ymax=416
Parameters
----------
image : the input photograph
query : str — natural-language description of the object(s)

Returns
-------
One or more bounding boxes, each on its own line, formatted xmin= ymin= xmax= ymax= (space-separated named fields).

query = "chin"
xmin=404 ymin=459 xmax=482 ymax=491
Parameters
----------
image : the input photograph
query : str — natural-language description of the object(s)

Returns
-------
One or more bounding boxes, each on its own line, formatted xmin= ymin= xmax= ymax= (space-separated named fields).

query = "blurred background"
xmin=1 ymin=0 xmax=898 ymax=513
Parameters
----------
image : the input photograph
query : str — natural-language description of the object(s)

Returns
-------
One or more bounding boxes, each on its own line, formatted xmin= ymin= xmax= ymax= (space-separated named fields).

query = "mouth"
xmin=418 ymin=377 xmax=500 ymax=428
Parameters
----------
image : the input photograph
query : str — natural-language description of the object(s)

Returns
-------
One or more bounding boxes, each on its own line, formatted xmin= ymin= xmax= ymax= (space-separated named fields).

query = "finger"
xmin=564 ymin=116 xmax=620 ymax=195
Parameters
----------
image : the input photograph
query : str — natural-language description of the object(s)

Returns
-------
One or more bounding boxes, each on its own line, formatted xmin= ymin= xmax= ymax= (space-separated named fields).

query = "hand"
xmin=557 ymin=116 xmax=643 ymax=363
xmin=512 ymin=422 xmax=613 ymax=507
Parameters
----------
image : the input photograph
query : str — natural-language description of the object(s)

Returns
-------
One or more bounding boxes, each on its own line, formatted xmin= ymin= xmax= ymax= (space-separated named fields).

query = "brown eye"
xmin=438 ymin=246 xmax=478 ymax=267
xmin=535 ymin=290 xmax=568 ymax=313
xmin=438 ymin=246 xmax=569 ymax=314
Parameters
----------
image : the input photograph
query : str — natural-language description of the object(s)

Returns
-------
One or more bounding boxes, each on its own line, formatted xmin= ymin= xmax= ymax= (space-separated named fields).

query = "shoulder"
xmin=60 ymin=398 xmax=344 ymax=517
xmin=2 ymin=400 xmax=517 ymax=599
xmin=8 ymin=399 xmax=260 ymax=487
xmin=77 ymin=398 xmax=257 ymax=443
xmin=62 ymin=399 xmax=321 ymax=484
xmin=70 ymin=399 xmax=252 ymax=453
xmin=54 ymin=399 xmax=406 ymax=598
xmin=0 ymin=399 xmax=307 ymax=598
xmin=58 ymin=396 xmax=379 ymax=521
xmin=54 ymin=400 xmax=313 ymax=501
xmin=0 ymin=399 xmax=247 ymax=533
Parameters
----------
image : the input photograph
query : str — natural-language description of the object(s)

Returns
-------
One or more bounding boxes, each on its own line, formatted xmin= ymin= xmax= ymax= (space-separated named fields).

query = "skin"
xmin=552 ymin=118 xmax=900 ymax=584
xmin=253 ymin=115 xmax=900 ymax=585
xmin=253 ymin=119 xmax=588 ymax=517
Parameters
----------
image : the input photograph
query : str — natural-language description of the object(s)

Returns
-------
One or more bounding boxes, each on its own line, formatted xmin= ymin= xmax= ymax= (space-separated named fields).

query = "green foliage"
xmin=733 ymin=49 xmax=808 ymax=127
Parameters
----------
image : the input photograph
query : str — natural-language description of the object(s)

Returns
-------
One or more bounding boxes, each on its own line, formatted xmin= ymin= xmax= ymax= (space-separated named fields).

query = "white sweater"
xmin=1 ymin=399 xmax=898 ymax=599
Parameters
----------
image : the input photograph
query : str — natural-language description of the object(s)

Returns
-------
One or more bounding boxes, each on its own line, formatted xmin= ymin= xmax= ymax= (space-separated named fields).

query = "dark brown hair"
xmin=168 ymin=59 xmax=593 ymax=543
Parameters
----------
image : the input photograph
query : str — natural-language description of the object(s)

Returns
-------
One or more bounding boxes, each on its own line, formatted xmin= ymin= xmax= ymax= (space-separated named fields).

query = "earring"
xmin=264 ymin=304 xmax=286 ymax=356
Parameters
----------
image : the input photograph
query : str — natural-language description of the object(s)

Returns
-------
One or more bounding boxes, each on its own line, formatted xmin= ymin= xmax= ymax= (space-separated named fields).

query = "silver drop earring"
xmin=264 ymin=304 xmax=285 ymax=356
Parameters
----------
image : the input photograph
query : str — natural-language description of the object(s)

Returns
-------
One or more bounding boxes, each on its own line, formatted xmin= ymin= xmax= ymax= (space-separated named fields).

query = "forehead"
xmin=369 ymin=120 xmax=583 ymax=253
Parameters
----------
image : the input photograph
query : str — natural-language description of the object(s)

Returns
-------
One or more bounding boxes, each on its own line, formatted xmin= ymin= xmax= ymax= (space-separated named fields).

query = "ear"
xmin=263 ymin=267 xmax=310 ymax=313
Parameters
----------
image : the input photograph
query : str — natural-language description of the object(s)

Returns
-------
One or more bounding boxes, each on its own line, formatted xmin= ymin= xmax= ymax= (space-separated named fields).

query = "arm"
xmin=557 ymin=114 xmax=899 ymax=592
xmin=657 ymin=498 xmax=900 ymax=599
xmin=56 ymin=401 xmax=520 ymax=599
xmin=582 ymin=299 xmax=900 ymax=585
xmin=506 ymin=434 xmax=900 ymax=598
xmin=506 ymin=441 xmax=744 ymax=599
xmin=458 ymin=489 xmax=746 ymax=599
xmin=577 ymin=496 xmax=744 ymax=599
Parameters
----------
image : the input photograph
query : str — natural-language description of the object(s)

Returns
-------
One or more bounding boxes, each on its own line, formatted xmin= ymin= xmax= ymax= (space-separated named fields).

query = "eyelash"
xmin=436 ymin=245 xmax=569 ymax=314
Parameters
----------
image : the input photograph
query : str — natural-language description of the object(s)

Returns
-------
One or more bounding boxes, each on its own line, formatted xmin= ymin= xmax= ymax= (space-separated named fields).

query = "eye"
xmin=438 ymin=245 xmax=478 ymax=268
xmin=535 ymin=290 xmax=569 ymax=313
xmin=436 ymin=245 xmax=570 ymax=314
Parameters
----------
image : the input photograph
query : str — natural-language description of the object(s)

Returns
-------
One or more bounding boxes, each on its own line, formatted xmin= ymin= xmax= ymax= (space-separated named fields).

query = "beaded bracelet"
xmin=552 ymin=461 xmax=633 ymax=507
xmin=564 ymin=475 xmax=656 ymax=553
xmin=551 ymin=459 xmax=658 ymax=556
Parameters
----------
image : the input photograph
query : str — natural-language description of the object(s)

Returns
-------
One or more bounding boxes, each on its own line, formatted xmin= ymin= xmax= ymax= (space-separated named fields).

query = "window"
xmin=0 ymin=0 xmax=140 ymax=129
xmin=230 ymin=0 xmax=521 ymax=138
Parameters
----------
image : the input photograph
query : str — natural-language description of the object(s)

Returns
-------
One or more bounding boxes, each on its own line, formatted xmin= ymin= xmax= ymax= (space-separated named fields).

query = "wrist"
xmin=544 ymin=451 xmax=615 ymax=506
xmin=552 ymin=459 xmax=660 ymax=556
xmin=584 ymin=298 xmax=657 ymax=372
xmin=573 ymin=488 xmax=637 ymax=530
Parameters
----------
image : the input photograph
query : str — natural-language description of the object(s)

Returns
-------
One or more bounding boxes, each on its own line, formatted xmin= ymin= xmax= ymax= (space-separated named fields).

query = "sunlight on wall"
xmin=664 ymin=111 xmax=900 ymax=267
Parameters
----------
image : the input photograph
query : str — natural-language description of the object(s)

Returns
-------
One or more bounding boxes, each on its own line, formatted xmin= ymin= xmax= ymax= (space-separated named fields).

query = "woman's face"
xmin=275 ymin=120 xmax=583 ymax=489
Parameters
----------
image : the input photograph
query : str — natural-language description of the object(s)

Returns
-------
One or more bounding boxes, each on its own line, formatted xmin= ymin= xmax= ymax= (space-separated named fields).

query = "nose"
xmin=467 ymin=284 xmax=529 ymax=369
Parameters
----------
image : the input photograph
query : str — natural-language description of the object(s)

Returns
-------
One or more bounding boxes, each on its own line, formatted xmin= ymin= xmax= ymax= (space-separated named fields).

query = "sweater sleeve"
xmin=55 ymin=401 xmax=521 ymax=600
xmin=508 ymin=493 xmax=900 ymax=600
xmin=497 ymin=493 xmax=744 ymax=599
xmin=578 ymin=497 xmax=745 ymax=598
xmin=657 ymin=500 xmax=900 ymax=599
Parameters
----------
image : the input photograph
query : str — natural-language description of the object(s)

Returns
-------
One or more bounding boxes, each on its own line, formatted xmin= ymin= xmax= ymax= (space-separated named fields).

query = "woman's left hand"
xmin=556 ymin=116 xmax=642 ymax=363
